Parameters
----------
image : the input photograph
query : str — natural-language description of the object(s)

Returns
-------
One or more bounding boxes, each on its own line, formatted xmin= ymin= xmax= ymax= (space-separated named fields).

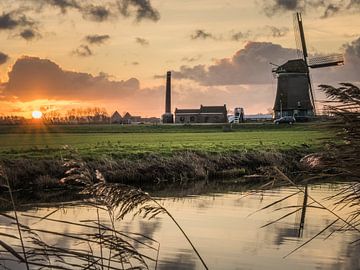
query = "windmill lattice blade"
xmin=308 ymin=54 xmax=344 ymax=69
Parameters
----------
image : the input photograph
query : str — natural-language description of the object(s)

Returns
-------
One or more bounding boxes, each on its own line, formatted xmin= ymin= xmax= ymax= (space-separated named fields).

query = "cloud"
xmin=264 ymin=0 xmax=303 ymax=16
xmin=26 ymin=0 xmax=160 ymax=23
xmin=262 ymin=0 xmax=360 ymax=18
xmin=0 ymin=52 xmax=9 ymax=65
xmin=190 ymin=27 xmax=289 ymax=43
xmin=2 ymin=56 xmax=139 ymax=102
xmin=72 ymin=45 xmax=93 ymax=57
xmin=170 ymin=38 xmax=360 ymax=86
xmin=322 ymin=4 xmax=341 ymax=18
xmin=0 ymin=11 xmax=35 ymax=30
xmin=181 ymin=55 xmax=202 ymax=63
xmin=82 ymin=5 xmax=111 ymax=22
xmin=265 ymin=26 xmax=289 ymax=38
xmin=231 ymin=26 xmax=289 ymax=41
xmin=85 ymin=34 xmax=110 ymax=45
xmin=135 ymin=37 xmax=149 ymax=46
xmin=190 ymin=29 xmax=214 ymax=40
xmin=231 ymin=31 xmax=251 ymax=41
xmin=19 ymin=28 xmax=41 ymax=40
xmin=40 ymin=0 xmax=80 ymax=13
xmin=171 ymin=42 xmax=298 ymax=85
xmin=345 ymin=37 xmax=360 ymax=58
xmin=311 ymin=36 xmax=360 ymax=83
xmin=0 ymin=9 xmax=41 ymax=41
xmin=117 ymin=0 xmax=160 ymax=22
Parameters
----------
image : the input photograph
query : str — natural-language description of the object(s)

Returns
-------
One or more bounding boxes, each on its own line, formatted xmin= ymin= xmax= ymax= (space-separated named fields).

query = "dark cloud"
xmin=118 ymin=0 xmax=160 ymax=22
xmin=20 ymin=28 xmax=41 ymax=40
xmin=263 ymin=0 xmax=360 ymax=18
xmin=193 ymin=27 xmax=289 ymax=42
xmin=0 ymin=52 xmax=9 ymax=65
xmin=170 ymin=38 xmax=360 ymax=87
xmin=0 ymin=11 xmax=34 ymax=30
xmin=72 ymin=45 xmax=93 ymax=57
xmin=82 ymin=5 xmax=110 ymax=22
xmin=0 ymin=0 xmax=161 ymax=29
xmin=265 ymin=26 xmax=289 ymax=38
xmin=135 ymin=37 xmax=149 ymax=46
xmin=85 ymin=34 xmax=110 ymax=45
xmin=41 ymin=0 xmax=80 ymax=13
xmin=132 ymin=61 xmax=139 ymax=65
xmin=322 ymin=4 xmax=341 ymax=18
xmin=312 ymin=36 xmax=360 ymax=83
xmin=345 ymin=37 xmax=360 ymax=58
xmin=0 ymin=10 xmax=40 ymax=41
xmin=190 ymin=30 xmax=214 ymax=40
xmin=2 ymin=56 xmax=139 ymax=101
xmin=171 ymin=42 xmax=298 ymax=85
xmin=231 ymin=31 xmax=251 ymax=41
xmin=263 ymin=0 xmax=304 ymax=16
xmin=348 ymin=0 xmax=360 ymax=8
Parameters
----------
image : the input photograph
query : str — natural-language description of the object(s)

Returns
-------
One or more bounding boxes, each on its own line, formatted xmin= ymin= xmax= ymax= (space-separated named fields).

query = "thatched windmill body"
xmin=273 ymin=13 xmax=344 ymax=120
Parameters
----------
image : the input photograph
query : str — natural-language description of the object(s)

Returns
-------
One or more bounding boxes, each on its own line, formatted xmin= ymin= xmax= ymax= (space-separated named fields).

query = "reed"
xmin=0 ymin=155 xmax=209 ymax=269
xmin=249 ymin=83 xmax=360 ymax=257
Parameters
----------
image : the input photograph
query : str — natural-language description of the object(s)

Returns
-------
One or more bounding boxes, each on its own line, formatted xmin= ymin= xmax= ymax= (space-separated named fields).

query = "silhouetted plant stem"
xmin=151 ymin=199 xmax=209 ymax=270
xmin=97 ymin=208 xmax=104 ymax=270
xmin=3 ymin=168 xmax=30 ymax=270
xmin=273 ymin=166 xmax=360 ymax=234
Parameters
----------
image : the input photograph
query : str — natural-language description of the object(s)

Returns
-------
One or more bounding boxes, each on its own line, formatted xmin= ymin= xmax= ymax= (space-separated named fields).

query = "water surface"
xmin=1 ymin=183 xmax=359 ymax=269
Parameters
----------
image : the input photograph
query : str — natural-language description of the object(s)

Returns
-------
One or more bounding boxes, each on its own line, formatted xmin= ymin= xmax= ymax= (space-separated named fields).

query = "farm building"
xmin=110 ymin=111 xmax=122 ymax=124
xmin=175 ymin=105 xmax=228 ymax=124
xmin=122 ymin=112 xmax=141 ymax=124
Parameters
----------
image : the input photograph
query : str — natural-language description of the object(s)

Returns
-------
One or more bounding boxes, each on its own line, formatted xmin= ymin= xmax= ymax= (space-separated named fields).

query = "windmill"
xmin=273 ymin=12 xmax=344 ymax=120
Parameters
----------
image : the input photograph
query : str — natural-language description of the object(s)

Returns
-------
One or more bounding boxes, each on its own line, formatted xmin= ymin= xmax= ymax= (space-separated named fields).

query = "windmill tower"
xmin=273 ymin=13 xmax=344 ymax=120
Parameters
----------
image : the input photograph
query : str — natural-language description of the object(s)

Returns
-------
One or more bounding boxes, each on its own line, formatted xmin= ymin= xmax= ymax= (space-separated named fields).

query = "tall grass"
xmin=250 ymin=83 xmax=360 ymax=257
xmin=0 ymin=157 xmax=209 ymax=269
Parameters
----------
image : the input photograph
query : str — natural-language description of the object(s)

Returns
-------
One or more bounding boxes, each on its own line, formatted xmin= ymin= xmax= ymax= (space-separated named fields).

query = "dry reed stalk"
xmin=60 ymin=158 xmax=209 ymax=269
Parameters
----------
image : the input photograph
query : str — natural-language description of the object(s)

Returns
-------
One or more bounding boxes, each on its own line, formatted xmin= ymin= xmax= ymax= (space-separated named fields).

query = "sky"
xmin=0 ymin=0 xmax=359 ymax=118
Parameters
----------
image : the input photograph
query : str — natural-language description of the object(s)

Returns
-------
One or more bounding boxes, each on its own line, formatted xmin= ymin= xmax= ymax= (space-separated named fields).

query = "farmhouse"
xmin=175 ymin=105 xmax=228 ymax=124
xmin=110 ymin=111 xmax=122 ymax=124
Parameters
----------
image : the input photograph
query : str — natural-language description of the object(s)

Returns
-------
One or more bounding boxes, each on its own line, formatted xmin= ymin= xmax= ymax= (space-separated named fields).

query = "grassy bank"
xmin=0 ymin=123 xmax=332 ymax=159
xmin=0 ymin=122 xmax=337 ymax=207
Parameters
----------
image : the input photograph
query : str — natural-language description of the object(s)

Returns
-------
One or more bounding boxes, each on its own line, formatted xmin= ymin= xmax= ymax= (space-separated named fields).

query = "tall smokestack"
xmin=165 ymin=71 xmax=171 ymax=113
xmin=162 ymin=71 xmax=174 ymax=123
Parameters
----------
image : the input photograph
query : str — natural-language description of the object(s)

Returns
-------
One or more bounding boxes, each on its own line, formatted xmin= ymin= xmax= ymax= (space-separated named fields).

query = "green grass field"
xmin=0 ymin=123 xmax=334 ymax=159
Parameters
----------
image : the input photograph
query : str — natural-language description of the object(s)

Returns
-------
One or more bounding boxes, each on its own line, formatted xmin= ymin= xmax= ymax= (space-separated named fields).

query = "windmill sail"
xmin=308 ymin=54 xmax=344 ymax=68
xmin=294 ymin=12 xmax=316 ymax=114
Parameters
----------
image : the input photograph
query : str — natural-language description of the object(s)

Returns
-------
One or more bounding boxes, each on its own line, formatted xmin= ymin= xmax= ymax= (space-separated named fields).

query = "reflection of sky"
xmin=0 ymin=184 xmax=359 ymax=269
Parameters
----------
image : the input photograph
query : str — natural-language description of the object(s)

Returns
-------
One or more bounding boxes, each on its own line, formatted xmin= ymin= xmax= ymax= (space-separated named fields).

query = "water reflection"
xmin=0 ymin=183 xmax=359 ymax=270
xmin=328 ymin=237 xmax=360 ymax=270
xmin=159 ymin=249 xmax=197 ymax=270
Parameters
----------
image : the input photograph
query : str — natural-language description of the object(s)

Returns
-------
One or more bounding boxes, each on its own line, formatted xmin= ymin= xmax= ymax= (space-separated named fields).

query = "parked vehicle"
xmin=274 ymin=116 xmax=296 ymax=125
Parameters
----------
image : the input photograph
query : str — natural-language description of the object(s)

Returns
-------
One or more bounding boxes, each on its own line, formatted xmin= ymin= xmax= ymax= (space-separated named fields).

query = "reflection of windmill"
xmin=273 ymin=13 xmax=344 ymax=120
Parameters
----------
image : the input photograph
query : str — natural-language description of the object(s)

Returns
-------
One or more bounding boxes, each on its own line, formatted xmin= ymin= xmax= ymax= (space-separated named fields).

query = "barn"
xmin=175 ymin=105 xmax=228 ymax=124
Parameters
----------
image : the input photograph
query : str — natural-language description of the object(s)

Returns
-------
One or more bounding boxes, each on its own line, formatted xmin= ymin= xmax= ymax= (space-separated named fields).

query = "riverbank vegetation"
xmin=0 ymin=123 xmax=331 ymax=159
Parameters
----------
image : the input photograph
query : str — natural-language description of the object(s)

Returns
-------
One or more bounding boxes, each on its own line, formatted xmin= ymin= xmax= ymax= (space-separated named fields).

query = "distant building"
xmin=111 ymin=111 xmax=122 ymax=124
xmin=122 ymin=112 xmax=132 ymax=124
xmin=121 ymin=112 xmax=142 ymax=124
xmin=244 ymin=114 xmax=273 ymax=121
xmin=175 ymin=105 xmax=228 ymax=124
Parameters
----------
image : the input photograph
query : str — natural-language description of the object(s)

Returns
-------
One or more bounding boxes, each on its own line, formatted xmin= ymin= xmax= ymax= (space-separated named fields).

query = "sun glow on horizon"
xmin=32 ymin=110 xmax=43 ymax=119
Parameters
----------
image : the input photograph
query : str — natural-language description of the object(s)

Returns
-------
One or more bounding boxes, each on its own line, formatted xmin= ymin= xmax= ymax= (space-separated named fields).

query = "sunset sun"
xmin=32 ymin=110 xmax=43 ymax=119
